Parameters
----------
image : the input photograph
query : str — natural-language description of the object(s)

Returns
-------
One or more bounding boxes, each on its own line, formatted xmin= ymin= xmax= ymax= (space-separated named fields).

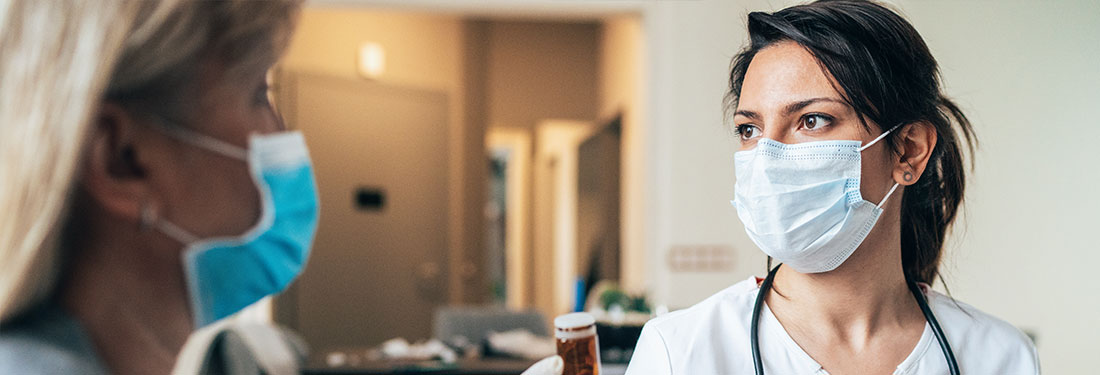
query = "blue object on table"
xmin=574 ymin=278 xmax=587 ymax=313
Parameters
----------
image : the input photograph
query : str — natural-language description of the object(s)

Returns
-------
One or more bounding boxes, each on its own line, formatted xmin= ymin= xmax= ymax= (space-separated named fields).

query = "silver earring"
xmin=903 ymin=171 xmax=914 ymax=182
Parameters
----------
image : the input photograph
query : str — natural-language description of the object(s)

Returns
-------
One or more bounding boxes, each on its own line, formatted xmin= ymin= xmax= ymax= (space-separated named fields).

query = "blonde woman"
xmin=0 ymin=1 xmax=570 ymax=374
xmin=0 ymin=1 xmax=309 ymax=373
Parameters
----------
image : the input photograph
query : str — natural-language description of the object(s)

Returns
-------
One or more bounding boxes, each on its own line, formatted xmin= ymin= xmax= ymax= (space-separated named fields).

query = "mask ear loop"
xmin=139 ymin=201 xmax=156 ymax=231
xmin=142 ymin=200 xmax=201 ymax=244
xmin=876 ymin=183 xmax=900 ymax=209
xmin=141 ymin=121 xmax=243 ymax=245
xmin=148 ymin=119 xmax=249 ymax=161
xmin=858 ymin=124 xmax=903 ymax=209
xmin=858 ymin=124 xmax=901 ymax=152
xmin=156 ymin=217 xmax=201 ymax=245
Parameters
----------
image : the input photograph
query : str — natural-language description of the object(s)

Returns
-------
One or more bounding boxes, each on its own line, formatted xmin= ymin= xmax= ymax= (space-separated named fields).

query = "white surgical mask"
xmin=731 ymin=128 xmax=899 ymax=273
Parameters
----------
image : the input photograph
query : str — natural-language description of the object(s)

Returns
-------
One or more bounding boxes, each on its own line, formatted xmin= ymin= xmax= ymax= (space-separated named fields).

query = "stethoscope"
xmin=750 ymin=264 xmax=961 ymax=375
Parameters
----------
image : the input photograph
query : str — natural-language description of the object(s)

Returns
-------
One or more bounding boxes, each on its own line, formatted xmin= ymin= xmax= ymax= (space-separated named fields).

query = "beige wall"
xmin=281 ymin=8 xmax=604 ymax=310
xmin=485 ymin=129 xmax=533 ymax=310
xmin=597 ymin=16 xmax=646 ymax=294
xmin=484 ymin=20 xmax=601 ymax=130
xmin=279 ymin=8 xmax=486 ymax=305
xmin=533 ymin=120 xmax=596 ymax=316
xmin=470 ymin=19 xmax=602 ymax=315
xmin=282 ymin=8 xmax=464 ymax=92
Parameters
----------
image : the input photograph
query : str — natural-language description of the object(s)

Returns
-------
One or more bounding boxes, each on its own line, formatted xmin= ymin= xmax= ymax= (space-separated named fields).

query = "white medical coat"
xmin=624 ymin=276 xmax=1039 ymax=374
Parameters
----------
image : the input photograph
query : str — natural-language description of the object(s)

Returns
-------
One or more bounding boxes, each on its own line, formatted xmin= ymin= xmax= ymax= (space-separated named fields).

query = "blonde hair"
xmin=0 ymin=0 xmax=299 ymax=323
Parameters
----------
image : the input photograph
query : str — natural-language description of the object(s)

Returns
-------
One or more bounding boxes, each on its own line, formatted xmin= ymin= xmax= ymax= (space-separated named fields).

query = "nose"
xmin=762 ymin=123 xmax=796 ymax=145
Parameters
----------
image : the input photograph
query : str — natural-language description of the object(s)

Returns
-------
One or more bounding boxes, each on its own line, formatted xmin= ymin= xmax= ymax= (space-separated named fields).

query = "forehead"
xmin=737 ymin=41 xmax=842 ymax=111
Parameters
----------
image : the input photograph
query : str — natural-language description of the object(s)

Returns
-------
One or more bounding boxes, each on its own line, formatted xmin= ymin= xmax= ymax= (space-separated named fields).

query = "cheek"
xmin=833 ymin=120 xmax=871 ymax=140
xmin=194 ymin=91 xmax=270 ymax=146
xmin=173 ymin=154 xmax=262 ymax=237
xmin=212 ymin=160 xmax=262 ymax=235
xmin=859 ymin=148 xmax=897 ymax=201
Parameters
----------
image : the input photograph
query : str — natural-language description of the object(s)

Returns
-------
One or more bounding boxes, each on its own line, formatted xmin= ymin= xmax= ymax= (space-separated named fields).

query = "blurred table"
xmin=304 ymin=359 xmax=627 ymax=375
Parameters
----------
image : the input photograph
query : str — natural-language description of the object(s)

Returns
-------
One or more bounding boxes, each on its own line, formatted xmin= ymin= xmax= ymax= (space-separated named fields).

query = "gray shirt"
xmin=0 ymin=303 xmax=307 ymax=374
xmin=0 ymin=303 xmax=109 ymax=374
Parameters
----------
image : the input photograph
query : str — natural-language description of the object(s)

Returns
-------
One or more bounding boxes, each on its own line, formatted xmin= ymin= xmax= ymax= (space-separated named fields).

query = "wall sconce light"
xmin=358 ymin=42 xmax=385 ymax=79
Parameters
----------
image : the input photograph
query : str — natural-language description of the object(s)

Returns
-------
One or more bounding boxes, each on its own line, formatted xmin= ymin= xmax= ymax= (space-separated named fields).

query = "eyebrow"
xmin=734 ymin=97 xmax=848 ymax=120
xmin=734 ymin=109 xmax=760 ymax=120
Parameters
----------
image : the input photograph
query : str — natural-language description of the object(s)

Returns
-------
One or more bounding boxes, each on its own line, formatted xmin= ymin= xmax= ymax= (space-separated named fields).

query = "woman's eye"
xmin=736 ymin=124 xmax=762 ymax=141
xmin=800 ymin=114 xmax=833 ymax=130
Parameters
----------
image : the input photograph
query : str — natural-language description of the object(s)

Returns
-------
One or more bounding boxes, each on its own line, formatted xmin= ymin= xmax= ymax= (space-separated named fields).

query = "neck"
xmin=765 ymin=216 xmax=921 ymax=347
xmin=59 ymin=223 xmax=192 ymax=375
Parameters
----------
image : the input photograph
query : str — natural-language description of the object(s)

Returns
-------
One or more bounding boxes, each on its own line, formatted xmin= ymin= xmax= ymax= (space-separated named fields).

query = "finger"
xmin=521 ymin=355 xmax=564 ymax=375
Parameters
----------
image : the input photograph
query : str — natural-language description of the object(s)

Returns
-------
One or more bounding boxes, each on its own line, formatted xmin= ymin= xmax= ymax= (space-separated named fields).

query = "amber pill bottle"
xmin=555 ymin=313 xmax=601 ymax=375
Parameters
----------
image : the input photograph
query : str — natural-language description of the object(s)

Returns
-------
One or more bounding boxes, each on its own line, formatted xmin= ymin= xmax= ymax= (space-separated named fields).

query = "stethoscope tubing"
xmin=751 ymin=265 xmax=778 ymax=375
xmin=750 ymin=264 xmax=961 ymax=375
xmin=906 ymin=276 xmax=961 ymax=375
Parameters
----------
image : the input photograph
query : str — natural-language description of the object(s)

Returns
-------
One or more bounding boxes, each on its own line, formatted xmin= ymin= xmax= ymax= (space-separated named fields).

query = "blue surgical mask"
xmin=731 ymin=128 xmax=899 ymax=273
xmin=153 ymin=128 xmax=319 ymax=328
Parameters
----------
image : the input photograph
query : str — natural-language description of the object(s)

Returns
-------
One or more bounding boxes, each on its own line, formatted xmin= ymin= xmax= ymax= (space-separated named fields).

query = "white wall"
xmin=642 ymin=0 xmax=759 ymax=313
xmin=900 ymin=2 xmax=1100 ymax=373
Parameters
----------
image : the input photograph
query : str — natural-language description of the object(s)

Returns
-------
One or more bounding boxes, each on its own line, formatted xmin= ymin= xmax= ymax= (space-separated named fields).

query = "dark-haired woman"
xmin=624 ymin=1 xmax=1038 ymax=374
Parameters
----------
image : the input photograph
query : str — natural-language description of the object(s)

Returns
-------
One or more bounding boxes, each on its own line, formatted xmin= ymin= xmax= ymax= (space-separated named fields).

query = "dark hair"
xmin=726 ymin=0 xmax=975 ymax=283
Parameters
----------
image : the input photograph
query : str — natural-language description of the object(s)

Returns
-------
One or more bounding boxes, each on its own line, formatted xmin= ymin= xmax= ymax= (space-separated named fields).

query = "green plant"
xmin=598 ymin=288 xmax=650 ymax=314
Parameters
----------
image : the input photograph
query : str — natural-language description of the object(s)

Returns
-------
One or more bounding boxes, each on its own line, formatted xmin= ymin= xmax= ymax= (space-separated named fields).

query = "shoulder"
xmin=927 ymin=291 xmax=1040 ymax=374
xmin=643 ymin=277 xmax=759 ymax=339
xmin=625 ymin=277 xmax=759 ymax=375
xmin=0 ymin=305 xmax=108 ymax=375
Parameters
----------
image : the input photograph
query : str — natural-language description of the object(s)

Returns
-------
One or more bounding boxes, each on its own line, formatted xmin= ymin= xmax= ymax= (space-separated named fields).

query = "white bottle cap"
xmin=554 ymin=312 xmax=597 ymax=339
xmin=555 ymin=312 xmax=596 ymax=329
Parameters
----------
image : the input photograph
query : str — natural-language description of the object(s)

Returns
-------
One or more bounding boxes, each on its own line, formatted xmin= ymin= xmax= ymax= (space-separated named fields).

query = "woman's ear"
xmin=895 ymin=121 xmax=937 ymax=186
xmin=80 ymin=103 xmax=156 ymax=225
